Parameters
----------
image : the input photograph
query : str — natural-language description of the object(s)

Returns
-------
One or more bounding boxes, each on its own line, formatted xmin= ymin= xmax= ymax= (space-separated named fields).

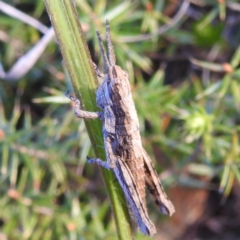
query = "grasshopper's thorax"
xmin=96 ymin=65 xmax=130 ymax=108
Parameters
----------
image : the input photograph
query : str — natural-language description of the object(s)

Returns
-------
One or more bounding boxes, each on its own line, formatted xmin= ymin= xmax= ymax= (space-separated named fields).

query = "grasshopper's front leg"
xmin=66 ymin=91 xmax=101 ymax=119
xmin=87 ymin=157 xmax=110 ymax=170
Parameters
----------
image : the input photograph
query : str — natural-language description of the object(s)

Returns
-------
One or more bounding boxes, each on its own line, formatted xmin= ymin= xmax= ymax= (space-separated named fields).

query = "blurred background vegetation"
xmin=1 ymin=0 xmax=240 ymax=239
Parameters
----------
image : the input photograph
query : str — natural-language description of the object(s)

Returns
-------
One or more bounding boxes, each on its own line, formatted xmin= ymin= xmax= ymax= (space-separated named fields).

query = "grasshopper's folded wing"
xmin=142 ymin=149 xmax=175 ymax=216
xmin=114 ymin=159 xmax=156 ymax=236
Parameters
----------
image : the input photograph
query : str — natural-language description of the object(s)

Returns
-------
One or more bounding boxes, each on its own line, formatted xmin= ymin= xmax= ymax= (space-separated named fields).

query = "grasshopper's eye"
xmin=123 ymin=70 xmax=128 ymax=77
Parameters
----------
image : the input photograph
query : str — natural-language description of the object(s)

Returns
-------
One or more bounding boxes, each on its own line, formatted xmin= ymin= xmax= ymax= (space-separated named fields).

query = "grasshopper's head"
xmin=108 ymin=65 xmax=130 ymax=103
xmin=96 ymin=20 xmax=131 ymax=105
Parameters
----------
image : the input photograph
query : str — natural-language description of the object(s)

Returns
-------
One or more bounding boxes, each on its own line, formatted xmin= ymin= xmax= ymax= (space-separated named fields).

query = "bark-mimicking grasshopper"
xmin=66 ymin=20 xmax=175 ymax=236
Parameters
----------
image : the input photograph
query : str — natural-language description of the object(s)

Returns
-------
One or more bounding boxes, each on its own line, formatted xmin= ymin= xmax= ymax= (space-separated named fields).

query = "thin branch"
xmin=0 ymin=27 xmax=55 ymax=81
xmin=0 ymin=1 xmax=49 ymax=34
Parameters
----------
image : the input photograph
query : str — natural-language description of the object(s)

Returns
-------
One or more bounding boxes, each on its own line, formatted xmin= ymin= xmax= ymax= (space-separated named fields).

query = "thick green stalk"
xmin=43 ymin=0 xmax=133 ymax=239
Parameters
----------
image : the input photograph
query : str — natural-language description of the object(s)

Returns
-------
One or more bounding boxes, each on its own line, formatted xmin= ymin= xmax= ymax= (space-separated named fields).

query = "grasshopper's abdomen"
xmin=109 ymin=93 xmax=147 ymax=209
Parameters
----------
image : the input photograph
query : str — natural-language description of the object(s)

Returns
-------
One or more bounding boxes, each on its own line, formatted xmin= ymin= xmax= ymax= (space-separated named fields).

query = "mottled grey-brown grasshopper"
xmin=66 ymin=20 xmax=175 ymax=236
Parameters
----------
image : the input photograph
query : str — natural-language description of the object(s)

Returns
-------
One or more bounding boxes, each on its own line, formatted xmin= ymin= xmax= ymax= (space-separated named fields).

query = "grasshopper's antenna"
xmin=96 ymin=31 xmax=110 ymax=73
xmin=106 ymin=20 xmax=116 ymax=66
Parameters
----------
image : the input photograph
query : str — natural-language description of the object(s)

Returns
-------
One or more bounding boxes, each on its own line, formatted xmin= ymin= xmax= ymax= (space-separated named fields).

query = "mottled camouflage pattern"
xmin=66 ymin=20 xmax=175 ymax=236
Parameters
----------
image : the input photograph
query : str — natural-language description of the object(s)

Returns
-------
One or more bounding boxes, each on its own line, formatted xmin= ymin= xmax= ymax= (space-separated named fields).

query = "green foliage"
xmin=192 ymin=9 xmax=224 ymax=47
xmin=1 ymin=0 xmax=240 ymax=239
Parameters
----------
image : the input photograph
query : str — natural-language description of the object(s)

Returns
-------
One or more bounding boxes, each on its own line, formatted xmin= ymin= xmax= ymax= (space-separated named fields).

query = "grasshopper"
xmin=66 ymin=20 xmax=175 ymax=236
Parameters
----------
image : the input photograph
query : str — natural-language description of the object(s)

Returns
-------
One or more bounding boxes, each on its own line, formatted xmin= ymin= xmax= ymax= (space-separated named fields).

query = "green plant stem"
xmin=43 ymin=0 xmax=133 ymax=239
